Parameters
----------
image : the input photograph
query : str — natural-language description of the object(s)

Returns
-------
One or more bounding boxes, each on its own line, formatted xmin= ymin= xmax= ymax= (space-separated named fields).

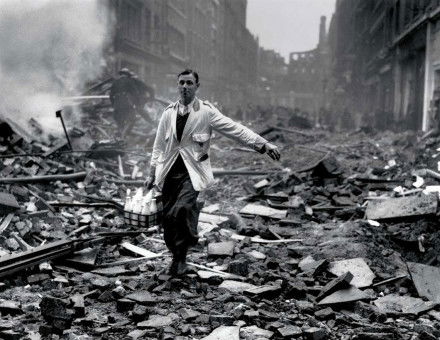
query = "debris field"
xmin=1 ymin=113 xmax=440 ymax=340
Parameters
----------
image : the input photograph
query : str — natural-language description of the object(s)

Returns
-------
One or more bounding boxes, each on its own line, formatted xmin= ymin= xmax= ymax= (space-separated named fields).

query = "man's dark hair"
xmin=177 ymin=69 xmax=199 ymax=84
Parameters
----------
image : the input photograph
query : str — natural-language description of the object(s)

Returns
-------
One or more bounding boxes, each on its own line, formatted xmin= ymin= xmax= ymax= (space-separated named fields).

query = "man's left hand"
xmin=265 ymin=142 xmax=280 ymax=161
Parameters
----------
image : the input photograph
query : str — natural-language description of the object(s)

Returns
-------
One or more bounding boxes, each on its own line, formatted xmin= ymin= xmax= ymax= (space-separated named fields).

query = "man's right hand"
xmin=144 ymin=175 xmax=155 ymax=190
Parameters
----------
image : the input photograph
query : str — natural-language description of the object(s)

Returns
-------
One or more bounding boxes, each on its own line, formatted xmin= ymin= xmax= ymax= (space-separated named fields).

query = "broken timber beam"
xmin=0 ymin=172 xmax=87 ymax=184
xmin=107 ymin=169 xmax=288 ymax=185
xmin=187 ymin=262 xmax=245 ymax=280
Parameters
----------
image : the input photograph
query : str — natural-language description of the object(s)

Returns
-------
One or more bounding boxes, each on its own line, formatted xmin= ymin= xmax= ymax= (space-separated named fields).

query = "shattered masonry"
xmin=1 ymin=111 xmax=440 ymax=339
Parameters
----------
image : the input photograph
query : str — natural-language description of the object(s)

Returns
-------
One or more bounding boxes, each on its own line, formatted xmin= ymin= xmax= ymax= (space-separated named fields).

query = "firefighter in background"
xmin=109 ymin=68 xmax=155 ymax=138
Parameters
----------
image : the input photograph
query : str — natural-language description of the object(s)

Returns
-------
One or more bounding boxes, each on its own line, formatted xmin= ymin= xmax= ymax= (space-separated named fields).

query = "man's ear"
xmin=196 ymin=83 xmax=200 ymax=89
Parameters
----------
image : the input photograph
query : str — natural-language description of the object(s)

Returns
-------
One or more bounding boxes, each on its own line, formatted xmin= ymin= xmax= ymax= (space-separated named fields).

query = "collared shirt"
xmin=150 ymin=99 xmax=268 ymax=191
xmin=177 ymin=98 xmax=196 ymax=116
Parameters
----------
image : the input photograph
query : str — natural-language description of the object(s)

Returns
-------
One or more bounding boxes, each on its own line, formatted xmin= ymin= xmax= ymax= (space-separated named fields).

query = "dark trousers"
xmin=162 ymin=168 xmax=200 ymax=257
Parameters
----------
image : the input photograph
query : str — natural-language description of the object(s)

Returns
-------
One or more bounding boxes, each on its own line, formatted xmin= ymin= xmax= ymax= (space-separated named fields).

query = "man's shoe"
xmin=175 ymin=260 xmax=188 ymax=276
xmin=168 ymin=259 xmax=178 ymax=276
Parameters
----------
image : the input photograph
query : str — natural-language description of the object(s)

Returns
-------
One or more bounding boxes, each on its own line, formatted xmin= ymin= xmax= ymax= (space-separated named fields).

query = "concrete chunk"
xmin=374 ymin=294 xmax=437 ymax=315
xmin=0 ymin=193 xmax=19 ymax=215
xmin=218 ymin=280 xmax=257 ymax=293
xmin=125 ymin=291 xmax=157 ymax=305
xmin=317 ymin=286 xmax=371 ymax=306
xmin=244 ymin=284 xmax=282 ymax=299
xmin=0 ymin=300 xmax=22 ymax=316
xmin=328 ymin=258 xmax=375 ymax=288
xmin=277 ymin=325 xmax=302 ymax=338
xmin=92 ymin=266 xmax=132 ymax=276
xmin=316 ymin=271 xmax=353 ymax=301
xmin=299 ymin=256 xmax=328 ymax=276
xmin=137 ymin=315 xmax=173 ymax=328
xmin=407 ymin=262 xmax=440 ymax=303
xmin=303 ymin=327 xmax=327 ymax=340
xmin=208 ymin=241 xmax=235 ymax=257
xmin=366 ymin=194 xmax=438 ymax=220
xmin=201 ymin=326 xmax=240 ymax=340
xmin=240 ymin=325 xmax=274 ymax=339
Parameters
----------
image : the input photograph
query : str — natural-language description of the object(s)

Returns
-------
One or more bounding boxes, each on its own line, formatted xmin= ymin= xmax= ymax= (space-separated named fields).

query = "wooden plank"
xmin=230 ymin=233 xmax=302 ymax=244
xmin=0 ymin=172 xmax=87 ymax=184
xmin=189 ymin=262 xmax=244 ymax=280
xmin=239 ymin=203 xmax=287 ymax=220
xmin=118 ymin=155 xmax=125 ymax=178
xmin=366 ymin=194 xmax=438 ymax=220
xmin=199 ymin=213 xmax=229 ymax=226
xmin=120 ymin=242 xmax=161 ymax=259
xmin=99 ymin=255 xmax=165 ymax=267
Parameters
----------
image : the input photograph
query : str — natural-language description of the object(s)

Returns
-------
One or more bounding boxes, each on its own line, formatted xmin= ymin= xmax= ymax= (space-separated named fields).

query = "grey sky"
xmin=247 ymin=0 xmax=336 ymax=62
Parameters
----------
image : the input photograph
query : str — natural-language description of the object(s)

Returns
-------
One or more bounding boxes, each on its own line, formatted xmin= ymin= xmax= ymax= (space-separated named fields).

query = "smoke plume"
xmin=0 ymin=0 xmax=113 ymax=142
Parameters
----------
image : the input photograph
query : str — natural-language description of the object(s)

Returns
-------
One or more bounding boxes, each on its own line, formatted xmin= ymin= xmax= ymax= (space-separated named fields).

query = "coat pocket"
xmin=192 ymin=133 xmax=210 ymax=162
xmin=192 ymin=133 xmax=210 ymax=144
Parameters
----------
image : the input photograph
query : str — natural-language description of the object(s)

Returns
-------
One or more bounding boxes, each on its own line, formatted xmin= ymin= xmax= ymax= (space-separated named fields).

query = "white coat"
xmin=150 ymin=98 xmax=268 ymax=191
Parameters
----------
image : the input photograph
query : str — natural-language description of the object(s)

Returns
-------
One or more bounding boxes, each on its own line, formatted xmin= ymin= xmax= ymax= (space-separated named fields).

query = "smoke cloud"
xmin=0 ymin=0 xmax=113 ymax=142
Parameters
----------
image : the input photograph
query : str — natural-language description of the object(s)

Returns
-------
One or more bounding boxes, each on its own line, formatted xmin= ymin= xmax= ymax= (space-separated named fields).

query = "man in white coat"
xmin=145 ymin=69 xmax=280 ymax=276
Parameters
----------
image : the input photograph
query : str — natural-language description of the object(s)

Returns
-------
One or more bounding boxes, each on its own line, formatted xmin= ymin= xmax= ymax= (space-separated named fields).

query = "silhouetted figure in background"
xmin=109 ymin=68 xmax=155 ymax=138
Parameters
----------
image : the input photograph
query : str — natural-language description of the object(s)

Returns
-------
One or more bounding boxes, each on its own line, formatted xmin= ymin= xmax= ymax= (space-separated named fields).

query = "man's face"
xmin=178 ymin=74 xmax=199 ymax=103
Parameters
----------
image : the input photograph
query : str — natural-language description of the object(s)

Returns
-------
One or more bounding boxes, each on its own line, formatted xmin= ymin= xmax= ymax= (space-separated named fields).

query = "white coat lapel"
xmin=171 ymin=102 xmax=178 ymax=140
xmin=181 ymin=99 xmax=200 ymax=140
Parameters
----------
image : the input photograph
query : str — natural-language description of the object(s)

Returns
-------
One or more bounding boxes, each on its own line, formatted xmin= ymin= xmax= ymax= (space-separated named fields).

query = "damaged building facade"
xmin=288 ymin=16 xmax=329 ymax=124
xmin=256 ymin=47 xmax=288 ymax=107
xmin=328 ymin=0 xmax=440 ymax=131
xmin=107 ymin=0 xmax=257 ymax=110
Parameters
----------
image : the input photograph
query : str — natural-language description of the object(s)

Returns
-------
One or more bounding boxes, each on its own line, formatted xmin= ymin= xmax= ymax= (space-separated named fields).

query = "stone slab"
xmin=239 ymin=203 xmax=287 ymax=220
xmin=407 ymin=262 xmax=440 ymax=303
xmin=317 ymin=286 xmax=371 ymax=306
xmin=328 ymin=258 xmax=375 ymax=288
xmin=208 ymin=241 xmax=235 ymax=257
xmin=218 ymin=280 xmax=257 ymax=293
xmin=0 ymin=192 xmax=20 ymax=214
xmin=244 ymin=284 xmax=282 ymax=298
xmin=137 ymin=315 xmax=173 ymax=328
xmin=240 ymin=325 xmax=274 ymax=339
xmin=125 ymin=291 xmax=157 ymax=305
xmin=201 ymin=326 xmax=240 ymax=340
xmin=316 ymin=271 xmax=353 ymax=302
xmin=92 ymin=266 xmax=132 ymax=277
xmin=374 ymin=294 xmax=437 ymax=315
xmin=365 ymin=194 xmax=438 ymax=220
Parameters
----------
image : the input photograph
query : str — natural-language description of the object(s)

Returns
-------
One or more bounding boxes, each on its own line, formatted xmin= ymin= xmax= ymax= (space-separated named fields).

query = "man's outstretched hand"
xmin=144 ymin=175 xmax=155 ymax=190
xmin=265 ymin=142 xmax=280 ymax=161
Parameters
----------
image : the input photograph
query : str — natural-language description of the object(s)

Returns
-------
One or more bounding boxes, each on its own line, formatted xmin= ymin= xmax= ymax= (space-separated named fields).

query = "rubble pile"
xmin=2 ymin=117 xmax=440 ymax=339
